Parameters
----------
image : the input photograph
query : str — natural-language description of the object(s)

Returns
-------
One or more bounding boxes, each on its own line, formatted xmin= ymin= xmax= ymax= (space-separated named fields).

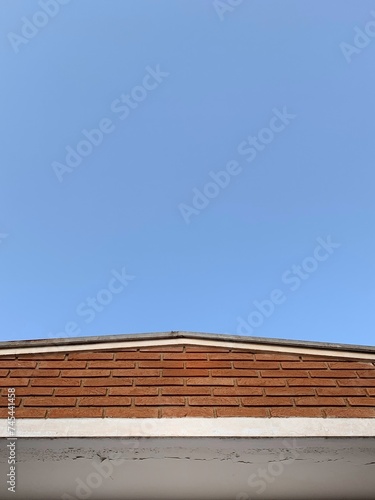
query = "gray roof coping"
xmin=0 ymin=331 xmax=374 ymax=354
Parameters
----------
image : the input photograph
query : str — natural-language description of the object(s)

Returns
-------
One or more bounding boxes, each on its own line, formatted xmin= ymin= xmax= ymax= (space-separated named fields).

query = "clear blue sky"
xmin=1 ymin=0 xmax=374 ymax=345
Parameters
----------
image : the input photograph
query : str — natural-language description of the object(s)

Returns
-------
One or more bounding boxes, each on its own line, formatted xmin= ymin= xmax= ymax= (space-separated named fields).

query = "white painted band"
xmin=1 ymin=338 xmax=375 ymax=360
xmin=1 ymin=417 xmax=374 ymax=438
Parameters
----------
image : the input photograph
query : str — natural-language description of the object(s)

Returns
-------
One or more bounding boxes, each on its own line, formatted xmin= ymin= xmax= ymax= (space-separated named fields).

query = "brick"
xmin=88 ymin=361 xmax=135 ymax=369
xmin=234 ymin=362 xmax=280 ymax=369
xmin=357 ymin=370 xmax=375 ymax=378
xmin=0 ymin=397 xmax=20 ymax=407
xmin=329 ymin=362 xmax=374 ymax=369
xmin=83 ymin=378 xmax=132 ymax=387
xmin=112 ymin=369 xmax=159 ymax=377
xmin=138 ymin=361 xmax=183 ymax=369
xmin=135 ymin=396 xmax=185 ymax=406
xmin=301 ymin=355 xmax=344 ymax=361
xmin=338 ymin=379 xmax=375 ymax=387
xmin=0 ymin=360 xmax=36 ymax=368
xmin=163 ymin=353 xmax=208 ymax=360
xmin=348 ymin=397 xmax=375 ymax=406
xmin=163 ymin=369 xmax=208 ymax=377
xmin=55 ymin=387 xmax=107 ymax=396
xmin=23 ymin=397 xmax=76 ymax=407
xmin=242 ymin=397 xmax=292 ymax=406
xmin=68 ymin=352 xmax=114 ymax=360
xmin=214 ymin=387 xmax=263 ymax=396
xmin=13 ymin=408 xmax=48 ymax=418
xmin=185 ymin=347 xmax=230 ymax=352
xmin=162 ymin=407 xmax=215 ymax=417
xmin=187 ymin=378 xmax=234 ymax=386
xmin=8 ymin=369 xmax=34 ymax=377
xmin=255 ymin=353 xmax=300 ymax=361
xmin=31 ymin=378 xmax=80 ymax=387
xmin=288 ymin=378 xmax=336 ymax=387
xmin=39 ymin=361 xmax=87 ymax=369
xmin=317 ymin=388 xmax=366 ymax=396
xmin=270 ymin=407 xmax=324 ymax=417
xmin=162 ymin=387 xmax=211 ymax=396
xmin=0 ymin=378 xmax=29 ymax=387
xmin=49 ymin=408 xmax=104 ymax=418
xmin=367 ymin=388 xmax=375 ymax=396
xmin=281 ymin=362 xmax=327 ymax=369
xmin=189 ymin=396 xmax=239 ymax=406
xmin=325 ymin=408 xmax=375 ymax=418
xmin=229 ymin=350 xmax=258 ymax=355
xmin=295 ymin=397 xmax=346 ymax=406
xmin=29 ymin=353 xmax=66 ymax=360
xmin=209 ymin=353 xmax=255 ymax=361
xmin=113 ymin=348 xmax=137 ymax=352
xmin=79 ymin=396 xmax=131 ymax=406
xmin=262 ymin=370 xmax=309 ymax=378
xmin=238 ymin=378 xmax=285 ymax=387
xmin=115 ymin=352 xmax=160 ymax=360
xmin=265 ymin=387 xmax=315 ymax=396
xmin=109 ymin=387 xmax=158 ymax=396
xmin=135 ymin=377 xmax=183 ymax=386
xmin=141 ymin=346 xmax=183 ymax=352
xmin=62 ymin=369 xmax=110 ymax=377
xmin=105 ymin=407 xmax=158 ymax=418
xmin=9 ymin=387 xmax=54 ymax=396
xmin=0 ymin=370 xmax=9 ymax=376
xmin=212 ymin=369 xmax=258 ymax=377
xmin=216 ymin=408 xmax=269 ymax=417
xmin=18 ymin=353 xmax=66 ymax=360
xmin=31 ymin=369 xmax=60 ymax=377
xmin=310 ymin=370 xmax=357 ymax=378
xmin=185 ymin=361 xmax=232 ymax=369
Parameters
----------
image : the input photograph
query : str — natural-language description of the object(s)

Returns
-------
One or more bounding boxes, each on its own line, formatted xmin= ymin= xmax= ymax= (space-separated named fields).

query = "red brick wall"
xmin=1 ymin=345 xmax=374 ymax=418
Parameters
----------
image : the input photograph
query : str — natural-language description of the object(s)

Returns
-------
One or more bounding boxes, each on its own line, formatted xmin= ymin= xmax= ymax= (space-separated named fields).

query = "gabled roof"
xmin=1 ymin=331 xmax=375 ymax=360
xmin=1 ymin=330 xmax=374 ymax=421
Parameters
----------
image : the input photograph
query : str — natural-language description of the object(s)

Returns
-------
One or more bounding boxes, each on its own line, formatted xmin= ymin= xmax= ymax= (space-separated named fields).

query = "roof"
xmin=1 ymin=331 xmax=375 ymax=357
xmin=1 ymin=332 xmax=375 ymax=420
xmin=1 ymin=331 xmax=375 ymax=499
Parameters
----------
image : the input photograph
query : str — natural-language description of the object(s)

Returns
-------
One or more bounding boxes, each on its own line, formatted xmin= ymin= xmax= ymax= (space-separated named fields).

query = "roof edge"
xmin=1 ymin=417 xmax=375 ymax=438
xmin=1 ymin=331 xmax=374 ymax=355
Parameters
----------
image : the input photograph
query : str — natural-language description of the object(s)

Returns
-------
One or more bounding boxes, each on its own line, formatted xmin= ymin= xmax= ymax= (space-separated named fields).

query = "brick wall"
xmin=1 ymin=344 xmax=374 ymax=418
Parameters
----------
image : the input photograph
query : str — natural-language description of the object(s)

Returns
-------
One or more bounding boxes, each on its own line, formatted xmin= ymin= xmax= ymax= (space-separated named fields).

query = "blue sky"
xmin=1 ymin=0 xmax=374 ymax=345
